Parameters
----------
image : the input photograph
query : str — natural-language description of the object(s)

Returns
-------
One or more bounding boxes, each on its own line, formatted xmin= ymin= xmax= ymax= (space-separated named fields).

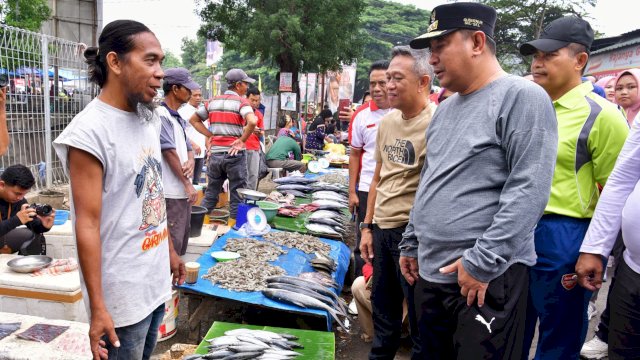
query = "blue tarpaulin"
xmin=178 ymin=229 xmax=351 ymax=331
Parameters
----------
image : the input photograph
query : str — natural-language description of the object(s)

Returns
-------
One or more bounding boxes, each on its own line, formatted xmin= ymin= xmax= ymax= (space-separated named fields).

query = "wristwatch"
xmin=359 ymin=222 xmax=374 ymax=230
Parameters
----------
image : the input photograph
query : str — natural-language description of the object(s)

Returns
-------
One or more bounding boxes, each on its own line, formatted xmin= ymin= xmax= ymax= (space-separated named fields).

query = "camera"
xmin=0 ymin=74 xmax=8 ymax=88
xmin=29 ymin=203 xmax=53 ymax=217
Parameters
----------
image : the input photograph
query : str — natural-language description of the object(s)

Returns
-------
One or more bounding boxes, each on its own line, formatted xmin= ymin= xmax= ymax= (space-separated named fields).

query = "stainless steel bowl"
xmin=237 ymin=188 xmax=267 ymax=201
xmin=7 ymin=255 xmax=53 ymax=273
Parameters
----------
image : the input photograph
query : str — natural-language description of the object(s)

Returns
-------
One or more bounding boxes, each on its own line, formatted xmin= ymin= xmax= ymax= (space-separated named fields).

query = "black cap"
xmin=519 ymin=16 xmax=594 ymax=56
xmin=410 ymin=2 xmax=497 ymax=49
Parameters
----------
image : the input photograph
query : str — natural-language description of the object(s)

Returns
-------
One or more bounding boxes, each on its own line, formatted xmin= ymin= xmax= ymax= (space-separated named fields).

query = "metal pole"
xmin=304 ymin=73 xmax=309 ymax=118
xmin=42 ymin=37 xmax=52 ymax=188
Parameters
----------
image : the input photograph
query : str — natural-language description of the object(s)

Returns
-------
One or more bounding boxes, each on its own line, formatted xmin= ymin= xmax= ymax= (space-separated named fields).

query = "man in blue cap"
xmin=519 ymin=16 xmax=628 ymax=359
xmin=400 ymin=2 xmax=558 ymax=358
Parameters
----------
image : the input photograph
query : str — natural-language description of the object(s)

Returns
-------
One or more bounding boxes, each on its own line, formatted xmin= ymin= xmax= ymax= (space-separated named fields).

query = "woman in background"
xmin=615 ymin=69 xmax=640 ymax=125
xmin=596 ymin=75 xmax=616 ymax=103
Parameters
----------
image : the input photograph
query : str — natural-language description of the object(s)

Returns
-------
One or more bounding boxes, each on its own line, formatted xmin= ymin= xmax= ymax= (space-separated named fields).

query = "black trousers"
xmin=192 ymin=157 xmax=205 ymax=185
xmin=353 ymin=190 xmax=368 ymax=278
xmin=369 ymin=224 xmax=421 ymax=360
xmin=595 ymin=232 xmax=625 ymax=343
xmin=414 ymin=264 xmax=528 ymax=359
xmin=608 ymin=258 xmax=640 ymax=360
xmin=1 ymin=228 xmax=46 ymax=255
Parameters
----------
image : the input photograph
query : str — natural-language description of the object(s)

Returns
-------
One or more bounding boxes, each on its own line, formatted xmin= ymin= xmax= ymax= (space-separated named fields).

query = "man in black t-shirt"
xmin=0 ymin=164 xmax=54 ymax=255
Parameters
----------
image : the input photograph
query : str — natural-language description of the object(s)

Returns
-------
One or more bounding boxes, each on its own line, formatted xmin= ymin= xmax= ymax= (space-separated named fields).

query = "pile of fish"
xmin=265 ymin=191 xmax=296 ymax=206
xmin=276 ymin=204 xmax=318 ymax=218
xmin=316 ymin=172 xmax=348 ymax=186
xmin=271 ymin=174 xmax=351 ymax=238
xmin=273 ymin=176 xmax=317 ymax=198
xmin=298 ymin=272 xmax=340 ymax=289
xmin=309 ymin=252 xmax=337 ymax=276
xmin=264 ymin=276 xmax=350 ymax=331
xmin=188 ymin=329 xmax=302 ymax=360
xmin=202 ymin=258 xmax=286 ymax=292
xmin=305 ymin=209 xmax=348 ymax=238
xmin=224 ymin=238 xmax=287 ymax=262
xmin=262 ymin=231 xmax=331 ymax=255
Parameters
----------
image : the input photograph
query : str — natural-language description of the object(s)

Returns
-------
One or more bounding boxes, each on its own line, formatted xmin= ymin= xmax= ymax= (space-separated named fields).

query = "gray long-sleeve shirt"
xmin=399 ymin=75 xmax=558 ymax=283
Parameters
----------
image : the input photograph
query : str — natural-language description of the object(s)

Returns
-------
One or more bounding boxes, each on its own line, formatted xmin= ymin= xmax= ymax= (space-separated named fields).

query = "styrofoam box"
xmin=0 ymin=254 xmax=88 ymax=323
xmin=45 ymin=221 xmax=78 ymax=259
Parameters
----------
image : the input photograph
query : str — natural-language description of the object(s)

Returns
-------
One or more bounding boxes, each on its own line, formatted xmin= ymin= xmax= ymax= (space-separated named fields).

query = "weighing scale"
xmin=235 ymin=189 xmax=269 ymax=230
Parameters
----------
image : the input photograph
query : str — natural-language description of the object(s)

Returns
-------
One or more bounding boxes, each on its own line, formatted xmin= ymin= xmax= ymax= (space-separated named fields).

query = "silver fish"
xmin=310 ymin=199 xmax=347 ymax=210
xmin=308 ymin=217 xmax=345 ymax=228
xmin=262 ymin=288 xmax=349 ymax=331
xmin=305 ymin=223 xmax=342 ymax=237
xmin=266 ymin=276 xmax=345 ymax=309
xmin=280 ymin=189 xmax=309 ymax=198
xmin=273 ymin=176 xmax=317 ymax=184
xmin=202 ymin=259 xmax=286 ymax=292
xmin=267 ymin=282 xmax=346 ymax=316
xmin=262 ymin=232 xmax=331 ymax=254
xmin=298 ymin=271 xmax=340 ymax=289
xmin=276 ymin=184 xmax=313 ymax=192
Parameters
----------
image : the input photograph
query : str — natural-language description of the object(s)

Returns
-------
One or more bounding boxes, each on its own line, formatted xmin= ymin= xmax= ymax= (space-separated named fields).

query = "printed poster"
xmin=280 ymin=92 xmax=297 ymax=111
xmin=279 ymin=72 xmax=293 ymax=92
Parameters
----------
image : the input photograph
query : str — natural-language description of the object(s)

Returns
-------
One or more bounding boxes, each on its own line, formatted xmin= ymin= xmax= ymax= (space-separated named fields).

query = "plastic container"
xmin=53 ymin=210 xmax=69 ymax=225
xmin=234 ymin=202 xmax=257 ymax=230
xmin=157 ymin=290 xmax=179 ymax=342
xmin=189 ymin=206 xmax=208 ymax=238
xmin=210 ymin=251 xmax=241 ymax=262
xmin=256 ymin=201 xmax=279 ymax=222
xmin=208 ymin=209 xmax=229 ymax=225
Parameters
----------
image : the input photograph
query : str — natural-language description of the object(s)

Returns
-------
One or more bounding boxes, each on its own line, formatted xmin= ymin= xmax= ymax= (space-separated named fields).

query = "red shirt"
xmin=245 ymin=109 xmax=264 ymax=151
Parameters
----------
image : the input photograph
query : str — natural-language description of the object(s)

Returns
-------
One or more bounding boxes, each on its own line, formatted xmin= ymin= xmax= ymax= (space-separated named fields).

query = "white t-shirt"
xmin=158 ymin=106 xmax=190 ymax=199
xmin=53 ymin=98 xmax=172 ymax=327
xmin=350 ymin=102 xmax=392 ymax=192
xmin=179 ymin=103 xmax=208 ymax=159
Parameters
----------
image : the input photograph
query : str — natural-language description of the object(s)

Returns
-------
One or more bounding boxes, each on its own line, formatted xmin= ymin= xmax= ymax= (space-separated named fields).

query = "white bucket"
xmin=157 ymin=290 xmax=179 ymax=342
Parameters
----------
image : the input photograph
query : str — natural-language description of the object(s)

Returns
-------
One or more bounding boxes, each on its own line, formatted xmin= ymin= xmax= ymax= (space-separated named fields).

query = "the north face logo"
xmin=383 ymin=139 xmax=416 ymax=165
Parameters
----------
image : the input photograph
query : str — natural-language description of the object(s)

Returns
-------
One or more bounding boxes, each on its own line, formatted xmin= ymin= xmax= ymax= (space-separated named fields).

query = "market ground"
xmin=150 ymin=176 xmax=611 ymax=359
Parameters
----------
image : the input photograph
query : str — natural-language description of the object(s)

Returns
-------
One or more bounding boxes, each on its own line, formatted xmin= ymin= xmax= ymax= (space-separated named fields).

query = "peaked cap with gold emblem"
xmin=410 ymin=2 xmax=497 ymax=49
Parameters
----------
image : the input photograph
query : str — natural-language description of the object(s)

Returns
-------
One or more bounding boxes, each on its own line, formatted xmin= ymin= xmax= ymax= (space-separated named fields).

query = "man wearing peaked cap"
xmin=158 ymin=68 xmax=199 ymax=257
xmin=187 ymin=68 xmax=258 ymax=220
xmin=409 ymin=2 xmax=497 ymax=49
xmin=399 ymin=2 xmax=559 ymax=358
xmin=518 ymin=16 xmax=629 ymax=360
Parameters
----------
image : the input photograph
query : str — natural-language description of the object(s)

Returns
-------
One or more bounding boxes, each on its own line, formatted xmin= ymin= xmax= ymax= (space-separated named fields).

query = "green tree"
xmin=181 ymin=36 xmax=206 ymax=69
xmin=354 ymin=0 xmax=429 ymax=100
xmin=162 ymin=49 xmax=182 ymax=69
xmin=0 ymin=0 xmax=51 ymax=31
xmin=198 ymin=0 xmax=366 ymax=103
xmin=481 ymin=0 xmax=596 ymax=74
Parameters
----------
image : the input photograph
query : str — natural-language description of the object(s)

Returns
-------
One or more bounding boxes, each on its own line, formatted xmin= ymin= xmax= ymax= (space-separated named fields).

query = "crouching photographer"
xmin=0 ymin=165 xmax=55 ymax=255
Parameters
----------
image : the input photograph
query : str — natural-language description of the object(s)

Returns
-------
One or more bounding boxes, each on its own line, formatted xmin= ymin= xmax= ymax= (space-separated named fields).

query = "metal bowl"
xmin=236 ymin=188 xmax=267 ymax=201
xmin=7 ymin=255 xmax=53 ymax=273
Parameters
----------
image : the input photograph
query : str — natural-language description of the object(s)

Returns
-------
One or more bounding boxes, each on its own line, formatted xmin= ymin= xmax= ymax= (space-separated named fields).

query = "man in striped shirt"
xmin=188 ymin=68 xmax=258 ymax=218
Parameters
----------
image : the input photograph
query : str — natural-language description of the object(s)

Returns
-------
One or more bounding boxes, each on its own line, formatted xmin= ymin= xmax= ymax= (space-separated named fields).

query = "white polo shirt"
xmin=350 ymin=101 xmax=392 ymax=192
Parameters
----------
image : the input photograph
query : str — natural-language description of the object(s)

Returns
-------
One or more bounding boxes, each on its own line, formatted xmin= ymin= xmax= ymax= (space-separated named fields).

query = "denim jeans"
xmin=202 ymin=151 xmax=248 ymax=217
xmin=102 ymin=303 xmax=165 ymax=360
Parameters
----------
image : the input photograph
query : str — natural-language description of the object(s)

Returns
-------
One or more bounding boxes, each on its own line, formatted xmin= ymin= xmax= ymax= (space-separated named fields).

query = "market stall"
xmin=0 ymin=254 xmax=87 ymax=322
xmin=177 ymin=229 xmax=350 ymax=336
xmin=0 ymin=311 xmax=91 ymax=360
xmin=194 ymin=321 xmax=335 ymax=360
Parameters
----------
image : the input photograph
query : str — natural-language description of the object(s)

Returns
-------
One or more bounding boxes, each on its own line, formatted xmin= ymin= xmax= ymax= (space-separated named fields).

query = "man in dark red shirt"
xmin=245 ymin=86 xmax=265 ymax=190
